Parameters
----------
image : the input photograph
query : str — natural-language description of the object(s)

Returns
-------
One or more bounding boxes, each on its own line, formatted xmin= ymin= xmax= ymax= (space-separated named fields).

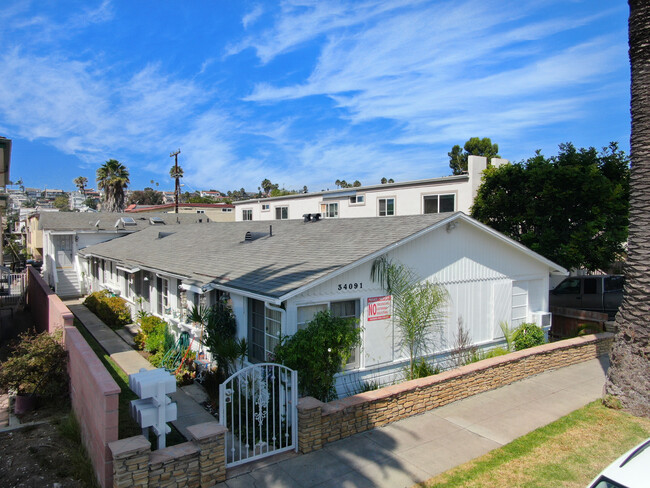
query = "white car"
xmin=588 ymin=438 xmax=650 ymax=488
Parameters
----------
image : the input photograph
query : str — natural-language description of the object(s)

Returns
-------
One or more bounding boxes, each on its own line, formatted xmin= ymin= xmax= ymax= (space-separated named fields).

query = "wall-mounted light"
xmin=74 ymin=235 xmax=79 ymax=242
xmin=446 ymin=221 xmax=458 ymax=233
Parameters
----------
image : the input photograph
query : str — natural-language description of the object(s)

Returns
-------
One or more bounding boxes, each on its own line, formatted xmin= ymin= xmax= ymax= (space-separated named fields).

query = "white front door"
xmin=54 ymin=235 xmax=74 ymax=269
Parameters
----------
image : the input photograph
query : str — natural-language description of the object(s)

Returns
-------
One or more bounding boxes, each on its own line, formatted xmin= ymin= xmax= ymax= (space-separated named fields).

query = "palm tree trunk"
xmin=604 ymin=0 xmax=650 ymax=416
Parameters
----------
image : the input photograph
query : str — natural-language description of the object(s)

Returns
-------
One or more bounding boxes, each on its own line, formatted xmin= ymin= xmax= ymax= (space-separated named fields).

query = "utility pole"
xmin=170 ymin=149 xmax=181 ymax=214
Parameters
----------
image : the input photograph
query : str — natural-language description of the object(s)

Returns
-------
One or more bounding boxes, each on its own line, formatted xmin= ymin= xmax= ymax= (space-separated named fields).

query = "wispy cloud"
xmin=242 ymin=4 xmax=264 ymax=29
xmin=241 ymin=0 xmax=627 ymax=175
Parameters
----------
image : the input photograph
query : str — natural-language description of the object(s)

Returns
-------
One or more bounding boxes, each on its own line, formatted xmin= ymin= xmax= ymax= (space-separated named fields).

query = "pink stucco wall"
xmin=27 ymin=266 xmax=120 ymax=488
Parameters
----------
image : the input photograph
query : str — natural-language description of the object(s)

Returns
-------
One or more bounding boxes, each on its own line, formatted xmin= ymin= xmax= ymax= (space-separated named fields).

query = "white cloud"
xmin=242 ymin=0 xmax=627 ymax=169
xmin=242 ymin=5 xmax=264 ymax=29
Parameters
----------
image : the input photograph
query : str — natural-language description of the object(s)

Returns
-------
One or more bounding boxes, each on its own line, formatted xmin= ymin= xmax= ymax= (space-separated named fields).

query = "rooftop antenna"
xmin=170 ymin=149 xmax=181 ymax=214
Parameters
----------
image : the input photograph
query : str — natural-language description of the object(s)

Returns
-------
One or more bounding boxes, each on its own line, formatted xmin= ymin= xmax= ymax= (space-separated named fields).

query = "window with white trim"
xmin=242 ymin=209 xmax=253 ymax=221
xmin=320 ymin=202 xmax=339 ymax=218
xmin=297 ymin=304 xmax=328 ymax=330
xmin=261 ymin=203 xmax=270 ymax=211
xmin=156 ymin=276 xmax=169 ymax=315
xmin=349 ymin=195 xmax=365 ymax=204
xmin=248 ymin=299 xmax=282 ymax=362
xmin=296 ymin=299 xmax=360 ymax=368
xmin=378 ymin=198 xmax=395 ymax=216
xmin=275 ymin=206 xmax=288 ymax=220
xmin=423 ymin=194 xmax=455 ymax=214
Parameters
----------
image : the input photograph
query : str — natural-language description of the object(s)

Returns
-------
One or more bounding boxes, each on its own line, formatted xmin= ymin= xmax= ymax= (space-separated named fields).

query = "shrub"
xmin=513 ymin=322 xmax=545 ymax=350
xmin=0 ymin=331 xmax=68 ymax=399
xmin=485 ymin=346 xmax=509 ymax=358
xmin=274 ymin=310 xmax=361 ymax=402
xmin=139 ymin=316 xmax=173 ymax=354
xmin=202 ymin=303 xmax=245 ymax=379
xmin=83 ymin=291 xmax=132 ymax=329
xmin=405 ymin=358 xmax=440 ymax=380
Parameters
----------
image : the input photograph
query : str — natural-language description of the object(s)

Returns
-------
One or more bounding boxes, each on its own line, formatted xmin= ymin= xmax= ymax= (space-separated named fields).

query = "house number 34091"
xmin=338 ymin=282 xmax=362 ymax=291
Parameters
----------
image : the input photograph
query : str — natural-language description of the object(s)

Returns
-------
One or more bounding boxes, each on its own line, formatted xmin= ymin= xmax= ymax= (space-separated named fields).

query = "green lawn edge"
xmin=422 ymin=401 xmax=650 ymax=488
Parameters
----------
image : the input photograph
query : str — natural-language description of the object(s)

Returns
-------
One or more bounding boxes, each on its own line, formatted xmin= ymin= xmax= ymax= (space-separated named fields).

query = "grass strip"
xmin=72 ymin=318 xmax=142 ymax=439
xmin=421 ymin=401 xmax=650 ymax=488
xmin=72 ymin=318 xmax=186 ymax=447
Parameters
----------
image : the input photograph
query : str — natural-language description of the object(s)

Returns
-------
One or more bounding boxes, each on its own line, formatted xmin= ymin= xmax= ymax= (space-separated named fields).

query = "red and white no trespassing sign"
xmin=367 ymin=295 xmax=391 ymax=321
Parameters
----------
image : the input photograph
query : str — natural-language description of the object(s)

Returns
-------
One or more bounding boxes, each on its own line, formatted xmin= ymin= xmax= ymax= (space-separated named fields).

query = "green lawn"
xmin=72 ymin=319 xmax=185 ymax=446
xmin=420 ymin=401 xmax=650 ymax=488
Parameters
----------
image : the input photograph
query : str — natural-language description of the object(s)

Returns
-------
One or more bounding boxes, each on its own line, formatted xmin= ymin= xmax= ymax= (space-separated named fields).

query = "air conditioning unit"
xmin=532 ymin=311 xmax=552 ymax=329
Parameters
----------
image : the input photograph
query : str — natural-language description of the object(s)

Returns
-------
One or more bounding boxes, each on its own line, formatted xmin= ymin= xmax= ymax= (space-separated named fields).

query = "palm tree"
xmin=604 ymin=0 xmax=650 ymax=416
xmin=73 ymin=176 xmax=87 ymax=196
xmin=96 ymin=159 xmax=130 ymax=212
xmin=370 ymin=257 xmax=447 ymax=380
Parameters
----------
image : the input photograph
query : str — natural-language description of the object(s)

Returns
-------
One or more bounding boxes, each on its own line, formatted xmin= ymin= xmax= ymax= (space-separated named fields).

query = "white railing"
xmin=219 ymin=363 xmax=298 ymax=468
xmin=0 ymin=272 xmax=27 ymax=307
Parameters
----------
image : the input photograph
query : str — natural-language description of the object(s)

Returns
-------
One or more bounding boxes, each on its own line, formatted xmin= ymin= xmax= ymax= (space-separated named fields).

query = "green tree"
xmin=188 ymin=195 xmax=215 ymax=204
xmin=84 ymin=197 xmax=98 ymax=210
xmin=73 ymin=176 xmax=87 ymax=196
xmin=353 ymin=180 xmax=362 ymax=187
xmin=261 ymin=179 xmax=273 ymax=194
xmin=449 ymin=137 xmax=500 ymax=175
xmin=370 ymin=257 xmax=447 ymax=380
xmin=605 ymin=0 xmax=650 ymax=416
xmin=96 ymin=159 xmax=130 ymax=212
xmin=471 ymin=143 xmax=629 ymax=271
xmin=128 ymin=188 xmax=164 ymax=206
xmin=381 ymin=177 xmax=387 ymax=184
xmin=53 ymin=194 xmax=71 ymax=211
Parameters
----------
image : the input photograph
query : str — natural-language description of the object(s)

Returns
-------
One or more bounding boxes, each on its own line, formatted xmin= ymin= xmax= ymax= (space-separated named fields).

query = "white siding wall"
xmin=283 ymin=219 xmax=551 ymax=396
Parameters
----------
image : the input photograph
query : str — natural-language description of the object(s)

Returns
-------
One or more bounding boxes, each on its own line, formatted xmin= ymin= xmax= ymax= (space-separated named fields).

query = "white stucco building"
xmin=234 ymin=156 xmax=507 ymax=222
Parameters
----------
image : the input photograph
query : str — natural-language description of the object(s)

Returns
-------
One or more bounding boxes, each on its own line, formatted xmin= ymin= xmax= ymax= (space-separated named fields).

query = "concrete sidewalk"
xmin=64 ymin=300 xmax=215 ymax=439
xmin=218 ymin=356 xmax=609 ymax=488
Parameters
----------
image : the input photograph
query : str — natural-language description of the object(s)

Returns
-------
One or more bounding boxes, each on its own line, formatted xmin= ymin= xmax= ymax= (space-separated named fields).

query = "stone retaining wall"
xmin=298 ymin=333 xmax=613 ymax=452
xmin=109 ymin=422 xmax=227 ymax=488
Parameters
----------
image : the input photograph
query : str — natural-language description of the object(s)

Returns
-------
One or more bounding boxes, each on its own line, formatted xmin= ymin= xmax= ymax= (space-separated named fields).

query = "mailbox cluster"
xmin=129 ymin=368 xmax=178 ymax=449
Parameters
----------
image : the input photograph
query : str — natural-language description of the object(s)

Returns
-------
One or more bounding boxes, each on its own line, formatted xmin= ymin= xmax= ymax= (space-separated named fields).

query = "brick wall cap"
xmin=149 ymin=441 xmax=199 ymax=464
xmin=297 ymin=396 xmax=325 ymax=410
xmin=108 ymin=435 xmax=151 ymax=457
xmin=186 ymin=422 xmax=227 ymax=441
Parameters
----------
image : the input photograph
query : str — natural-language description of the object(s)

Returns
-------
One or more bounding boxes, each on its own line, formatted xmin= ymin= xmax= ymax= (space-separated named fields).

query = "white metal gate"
xmin=219 ymin=363 xmax=298 ymax=468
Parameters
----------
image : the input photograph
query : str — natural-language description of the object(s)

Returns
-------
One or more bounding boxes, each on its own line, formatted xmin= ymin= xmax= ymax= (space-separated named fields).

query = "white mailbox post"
xmin=129 ymin=368 xmax=177 ymax=449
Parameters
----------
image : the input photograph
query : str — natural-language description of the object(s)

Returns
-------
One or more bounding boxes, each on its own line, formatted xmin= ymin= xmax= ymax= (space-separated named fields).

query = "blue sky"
xmin=0 ymin=0 xmax=630 ymax=194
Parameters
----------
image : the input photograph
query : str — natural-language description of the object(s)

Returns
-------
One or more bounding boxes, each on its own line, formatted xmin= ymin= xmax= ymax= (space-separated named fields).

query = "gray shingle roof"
xmin=79 ymin=213 xmax=456 ymax=299
xmin=38 ymin=211 xmax=209 ymax=231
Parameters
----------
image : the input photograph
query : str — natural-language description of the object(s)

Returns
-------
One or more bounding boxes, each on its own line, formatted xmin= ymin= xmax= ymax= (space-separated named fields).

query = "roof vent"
xmin=303 ymin=213 xmax=312 ymax=223
xmin=312 ymin=213 xmax=322 ymax=222
xmin=244 ymin=231 xmax=268 ymax=242
xmin=158 ymin=231 xmax=174 ymax=239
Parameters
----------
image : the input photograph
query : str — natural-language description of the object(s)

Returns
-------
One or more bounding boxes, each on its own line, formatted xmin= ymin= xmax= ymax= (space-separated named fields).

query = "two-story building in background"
xmin=234 ymin=156 xmax=507 ymax=222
